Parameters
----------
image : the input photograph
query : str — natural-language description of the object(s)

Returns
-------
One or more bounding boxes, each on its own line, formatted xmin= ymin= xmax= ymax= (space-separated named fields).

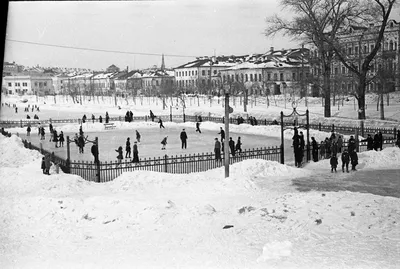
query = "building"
xmin=310 ymin=19 xmax=400 ymax=95
xmin=141 ymin=69 xmax=175 ymax=96
xmin=2 ymin=61 xmax=24 ymax=76
xmin=106 ymin=64 xmax=120 ymax=73
xmin=3 ymin=75 xmax=54 ymax=95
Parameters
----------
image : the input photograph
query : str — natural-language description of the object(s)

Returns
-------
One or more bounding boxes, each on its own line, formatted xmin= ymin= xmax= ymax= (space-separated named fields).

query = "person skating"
xmin=161 ymin=136 xmax=168 ymax=150
xmin=235 ymin=137 xmax=242 ymax=155
xmin=214 ymin=138 xmax=222 ymax=161
xmin=99 ymin=115 xmax=103 ymax=123
xmin=373 ymin=133 xmax=379 ymax=151
xmin=180 ymin=129 xmax=188 ymax=149
xmin=150 ymin=110 xmax=155 ymax=122
xmin=218 ymin=127 xmax=225 ymax=143
xmin=115 ymin=146 xmax=123 ymax=165
xmin=40 ymin=127 xmax=45 ymax=140
xmin=159 ymin=118 xmax=165 ymax=129
xmin=58 ymin=131 xmax=65 ymax=147
xmin=132 ymin=141 xmax=139 ymax=163
xmin=105 ymin=112 xmax=110 ymax=124
xmin=341 ymin=148 xmax=350 ymax=173
xmin=49 ymin=123 xmax=54 ymax=142
xmin=53 ymin=129 xmax=59 ymax=148
xmin=229 ymin=137 xmax=236 ymax=157
xmin=41 ymin=157 xmax=46 ymax=174
xmin=26 ymin=125 xmax=31 ymax=136
xmin=82 ymin=114 xmax=87 ymax=124
xmin=91 ymin=114 xmax=95 ymax=123
xmin=195 ymin=122 xmax=201 ymax=133
xmin=348 ymin=135 xmax=356 ymax=153
xmin=330 ymin=154 xmax=338 ymax=173
xmin=136 ymin=130 xmax=141 ymax=143
xmin=125 ymin=138 xmax=131 ymax=158
xmin=78 ymin=135 xmax=87 ymax=154
xmin=292 ymin=128 xmax=302 ymax=168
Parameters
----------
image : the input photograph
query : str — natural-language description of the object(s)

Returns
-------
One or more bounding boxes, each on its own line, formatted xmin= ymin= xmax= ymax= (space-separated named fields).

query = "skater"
xmin=53 ymin=129 xmax=59 ymax=148
xmin=49 ymin=123 xmax=54 ymax=142
xmin=337 ymin=135 xmax=343 ymax=153
xmin=330 ymin=154 xmax=338 ymax=173
xmin=373 ymin=133 xmax=379 ymax=151
xmin=40 ymin=127 xmax=45 ymax=140
xmin=229 ymin=137 xmax=236 ymax=157
xmin=161 ymin=136 xmax=168 ymax=150
xmin=136 ymin=130 xmax=141 ymax=143
xmin=105 ymin=112 xmax=110 ymax=124
xmin=195 ymin=121 xmax=201 ymax=133
xmin=341 ymin=148 xmax=350 ymax=173
xmin=350 ymin=150 xmax=358 ymax=171
xmin=125 ymin=138 xmax=131 ymax=158
xmin=99 ymin=115 xmax=103 ymax=123
xmin=180 ymin=129 xmax=188 ymax=149
xmin=91 ymin=114 xmax=95 ymax=123
xmin=132 ymin=141 xmax=139 ymax=163
xmin=159 ymin=118 xmax=165 ymax=128
xmin=26 ymin=125 xmax=31 ymax=136
xmin=82 ymin=114 xmax=87 ymax=123
xmin=115 ymin=146 xmax=123 ymax=164
xmin=214 ymin=138 xmax=222 ymax=161
xmin=58 ymin=131 xmax=65 ymax=147
xmin=150 ymin=110 xmax=155 ymax=122
xmin=78 ymin=135 xmax=87 ymax=154
xmin=378 ymin=131 xmax=383 ymax=151
xmin=235 ymin=137 xmax=242 ymax=155
xmin=311 ymin=137 xmax=318 ymax=162
xmin=44 ymin=154 xmax=51 ymax=175
xmin=91 ymin=143 xmax=99 ymax=164
xmin=218 ymin=127 xmax=225 ymax=143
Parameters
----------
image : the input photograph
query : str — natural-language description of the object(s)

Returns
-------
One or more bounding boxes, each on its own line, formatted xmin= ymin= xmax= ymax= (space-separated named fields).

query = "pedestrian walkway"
xmin=292 ymin=169 xmax=400 ymax=198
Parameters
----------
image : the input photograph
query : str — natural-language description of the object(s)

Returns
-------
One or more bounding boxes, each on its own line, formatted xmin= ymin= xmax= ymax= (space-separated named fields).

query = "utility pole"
xmin=224 ymin=92 xmax=230 ymax=178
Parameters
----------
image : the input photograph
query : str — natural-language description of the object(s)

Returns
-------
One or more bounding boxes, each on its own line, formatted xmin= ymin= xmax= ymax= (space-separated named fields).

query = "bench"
xmin=104 ymin=123 xmax=116 ymax=130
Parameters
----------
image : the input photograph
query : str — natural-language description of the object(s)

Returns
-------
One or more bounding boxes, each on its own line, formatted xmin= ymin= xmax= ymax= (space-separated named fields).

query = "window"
xmin=348 ymin=47 xmax=352 ymax=55
xmin=342 ymin=67 xmax=346 ymax=74
xmin=280 ymin=73 xmax=284 ymax=81
xmin=202 ymin=70 xmax=205 ymax=76
xmin=245 ymin=74 xmax=248 ymax=81
xmin=273 ymin=73 xmax=277 ymax=80
xmin=389 ymin=41 xmax=394 ymax=51
xmin=195 ymin=71 xmax=198 ymax=76
xmin=8 ymin=83 xmax=11 ymax=86
xmin=22 ymin=82 xmax=27 ymax=86
xmin=292 ymin=73 xmax=296 ymax=81
xmin=354 ymin=46 xmax=358 ymax=54
xmin=334 ymin=68 xmax=338 ymax=75
xmin=156 ymin=81 xmax=159 ymax=86
xmin=254 ymin=74 xmax=257 ymax=82
xmin=44 ymin=82 xmax=47 ymax=87
xmin=235 ymin=74 xmax=239 ymax=81
xmin=213 ymin=70 xmax=217 ymax=75
xmin=250 ymin=74 xmax=253 ymax=81
xmin=259 ymin=74 xmax=262 ymax=81
xmin=370 ymin=44 xmax=374 ymax=52
xmin=208 ymin=70 xmax=210 ymax=75
xmin=185 ymin=71 xmax=187 ymax=76
xmin=267 ymin=73 xmax=271 ymax=81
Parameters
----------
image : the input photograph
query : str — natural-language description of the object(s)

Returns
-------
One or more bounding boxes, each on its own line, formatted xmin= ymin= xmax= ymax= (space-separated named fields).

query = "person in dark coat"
xmin=373 ymin=133 xmax=379 ymax=151
xmin=91 ymin=114 xmax=95 ymax=123
xmin=337 ymin=135 xmax=343 ymax=153
xmin=105 ymin=112 xmax=110 ymax=124
xmin=196 ymin=122 xmax=201 ymax=133
xmin=26 ymin=125 xmax=31 ymax=136
xmin=44 ymin=154 xmax=51 ymax=175
xmin=159 ymin=118 xmax=165 ymax=128
xmin=49 ymin=123 xmax=54 ymax=142
xmin=348 ymin=136 xmax=356 ymax=153
xmin=214 ymin=138 xmax=222 ymax=161
xmin=341 ymin=148 xmax=350 ymax=173
xmin=99 ymin=115 xmax=103 ymax=123
xmin=132 ymin=141 xmax=139 ymax=163
xmin=330 ymin=154 xmax=338 ymax=173
xmin=292 ymin=128 xmax=302 ymax=168
xmin=53 ymin=129 xmax=59 ymax=148
xmin=40 ymin=127 xmax=45 ymax=140
xmin=79 ymin=126 xmax=84 ymax=136
xmin=235 ymin=137 xmax=242 ymax=155
xmin=58 ymin=131 xmax=65 ymax=147
xmin=150 ymin=110 xmax=155 ymax=122
xmin=228 ymin=137 xmax=236 ymax=157
xmin=198 ymin=115 xmax=202 ymax=122
xmin=115 ymin=146 xmax=123 ymax=164
xmin=125 ymin=138 xmax=131 ymax=158
xmin=180 ymin=129 xmax=188 ymax=149
xmin=362 ymin=134 xmax=374 ymax=150
xmin=319 ymin=141 xmax=325 ymax=160
xmin=91 ymin=144 xmax=99 ymax=164
xmin=136 ymin=130 xmax=141 ymax=143
xmin=378 ymin=131 xmax=383 ymax=151
xmin=299 ymin=131 xmax=305 ymax=163
xmin=396 ymin=130 xmax=400 ymax=148
xmin=218 ymin=127 xmax=225 ymax=143
xmin=41 ymin=157 xmax=46 ymax=174
xmin=78 ymin=135 xmax=87 ymax=153
xmin=311 ymin=137 xmax=318 ymax=162
xmin=161 ymin=136 xmax=168 ymax=150
xmin=350 ymin=150 xmax=358 ymax=171
xmin=82 ymin=114 xmax=87 ymax=123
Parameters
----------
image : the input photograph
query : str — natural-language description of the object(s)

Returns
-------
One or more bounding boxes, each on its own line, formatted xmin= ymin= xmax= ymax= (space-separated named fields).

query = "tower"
xmin=161 ymin=54 xmax=165 ymax=71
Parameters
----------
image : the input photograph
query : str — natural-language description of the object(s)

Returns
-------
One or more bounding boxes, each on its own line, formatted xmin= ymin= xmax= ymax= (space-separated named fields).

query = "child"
xmin=330 ymin=154 xmax=338 ymax=173
xmin=341 ymin=149 xmax=350 ymax=173
xmin=115 ymin=146 xmax=123 ymax=165
xmin=161 ymin=136 xmax=168 ymax=150
xmin=350 ymin=150 xmax=358 ymax=171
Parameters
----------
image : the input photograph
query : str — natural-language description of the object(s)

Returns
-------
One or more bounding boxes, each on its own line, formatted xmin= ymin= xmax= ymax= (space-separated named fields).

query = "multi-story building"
xmin=141 ymin=69 xmax=175 ymax=96
xmin=3 ymin=61 xmax=24 ymax=76
xmin=52 ymin=74 xmax=70 ymax=94
xmin=309 ymin=19 xmax=399 ymax=95
xmin=3 ymin=75 xmax=54 ymax=95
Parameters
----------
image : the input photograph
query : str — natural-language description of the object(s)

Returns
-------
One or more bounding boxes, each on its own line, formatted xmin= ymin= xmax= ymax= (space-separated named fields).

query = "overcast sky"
xmin=3 ymin=0 xmax=400 ymax=71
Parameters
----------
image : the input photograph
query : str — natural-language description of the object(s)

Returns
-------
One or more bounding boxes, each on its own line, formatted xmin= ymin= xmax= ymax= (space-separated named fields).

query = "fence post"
xmin=95 ymin=137 xmax=100 ymax=183
xmin=183 ymin=113 xmax=186 ymax=123
xmin=360 ymin=120 xmax=364 ymax=137
xmin=164 ymin=154 xmax=168 ymax=173
xmin=355 ymin=129 xmax=359 ymax=153
xmin=332 ymin=124 xmax=335 ymax=133
xmin=318 ymin=122 xmax=321 ymax=131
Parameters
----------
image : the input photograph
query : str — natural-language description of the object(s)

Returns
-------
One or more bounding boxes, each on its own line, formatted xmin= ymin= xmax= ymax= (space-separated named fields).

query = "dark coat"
xmin=341 ymin=151 xmax=350 ymax=164
xmin=180 ymin=131 xmax=188 ymax=141
xmin=115 ymin=147 xmax=123 ymax=160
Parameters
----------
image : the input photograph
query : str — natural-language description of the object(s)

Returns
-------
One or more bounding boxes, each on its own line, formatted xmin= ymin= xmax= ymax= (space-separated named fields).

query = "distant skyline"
xmin=3 ymin=1 xmax=400 ymax=71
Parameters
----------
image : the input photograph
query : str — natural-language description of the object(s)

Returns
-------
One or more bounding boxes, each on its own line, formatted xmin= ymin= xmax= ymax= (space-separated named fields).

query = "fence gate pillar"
xmin=164 ymin=155 xmax=168 ymax=173
xmin=360 ymin=121 xmax=364 ymax=137
xmin=393 ymin=127 xmax=396 ymax=139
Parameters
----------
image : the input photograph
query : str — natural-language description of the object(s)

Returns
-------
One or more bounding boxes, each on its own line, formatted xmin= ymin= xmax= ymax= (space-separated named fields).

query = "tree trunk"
xmin=380 ymin=92 xmax=384 ymax=120
xmin=323 ymin=73 xmax=331 ymax=117
xmin=357 ymin=77 xmax=367 ymax=120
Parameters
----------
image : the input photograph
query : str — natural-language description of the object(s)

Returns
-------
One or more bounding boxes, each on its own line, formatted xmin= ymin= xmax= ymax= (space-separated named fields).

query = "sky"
xmin=3 ymin=0 xmax=298 ymax=71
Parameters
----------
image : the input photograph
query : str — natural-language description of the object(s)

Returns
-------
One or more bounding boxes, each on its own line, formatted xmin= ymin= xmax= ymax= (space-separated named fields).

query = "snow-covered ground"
xmin=1 ymin=93 xmax=400 ymax=268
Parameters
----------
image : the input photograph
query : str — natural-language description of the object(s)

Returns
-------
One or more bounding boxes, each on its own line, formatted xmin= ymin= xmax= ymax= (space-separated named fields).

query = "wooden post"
xmin=66 ymin=136 xmax=71 ymax=173
xmin=95 ymin=137 xmax=100 ymax=183
xmin=164 ymin=154 xmax=168 ymax=173
xmin=355 ymin=129 xmax=359 ymax=153
xmin=360 ymin=121 xmax=365 ymax=137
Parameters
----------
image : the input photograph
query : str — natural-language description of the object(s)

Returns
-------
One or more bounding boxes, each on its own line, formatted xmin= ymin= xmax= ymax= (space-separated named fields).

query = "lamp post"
xmin=223 ymin=83 xmax=231 ymax=178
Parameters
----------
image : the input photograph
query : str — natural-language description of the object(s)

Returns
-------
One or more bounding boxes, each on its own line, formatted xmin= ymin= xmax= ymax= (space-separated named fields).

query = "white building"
xmin=3 ymin=75 xmax=54 ymax=95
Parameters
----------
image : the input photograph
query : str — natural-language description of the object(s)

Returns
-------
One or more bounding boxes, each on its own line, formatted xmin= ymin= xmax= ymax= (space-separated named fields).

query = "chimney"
xmin=126 ymin=66 xmax=129 ymax=72
xmin=270 ymin=47 xmax=274 ymax=52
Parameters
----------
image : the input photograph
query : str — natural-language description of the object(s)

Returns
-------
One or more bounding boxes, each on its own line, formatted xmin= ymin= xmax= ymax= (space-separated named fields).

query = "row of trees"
xmin=265 ymin=0 xmax=398 ymax=119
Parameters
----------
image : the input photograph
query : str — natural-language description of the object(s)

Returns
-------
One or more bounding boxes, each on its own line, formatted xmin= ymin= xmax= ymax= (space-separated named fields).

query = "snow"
xmin=1 ymin=93 xmax=400 ymax=268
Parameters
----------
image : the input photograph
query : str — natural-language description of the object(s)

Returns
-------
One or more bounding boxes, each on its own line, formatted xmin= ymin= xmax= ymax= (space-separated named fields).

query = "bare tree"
xmin=326 ymin=0 xmax=397 ymax=119
xmin=265 ymin=0 xmax=364 ymax=117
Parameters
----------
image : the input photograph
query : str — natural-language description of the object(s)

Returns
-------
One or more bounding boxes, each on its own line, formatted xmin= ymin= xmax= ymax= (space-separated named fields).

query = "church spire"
xmin=161 ymin=54 xmax=165 ymax=71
